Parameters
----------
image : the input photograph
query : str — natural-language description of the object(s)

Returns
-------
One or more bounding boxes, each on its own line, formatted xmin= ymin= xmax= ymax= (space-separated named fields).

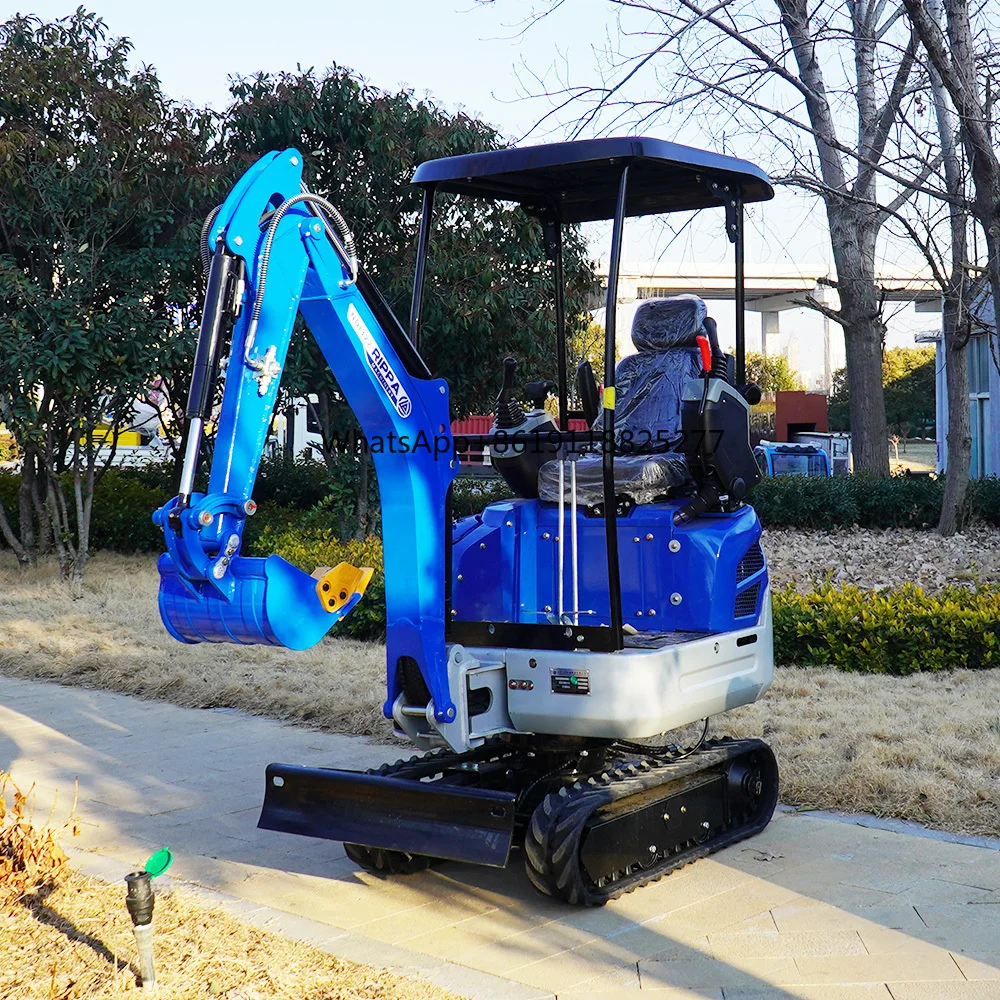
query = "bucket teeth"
xmin=314 ymin=562 xmax=374 ymax=613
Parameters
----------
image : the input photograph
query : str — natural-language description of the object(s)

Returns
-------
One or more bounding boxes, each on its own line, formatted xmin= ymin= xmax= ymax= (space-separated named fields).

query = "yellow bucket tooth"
xmin=315 ymin=562 xmax=374 ymax=614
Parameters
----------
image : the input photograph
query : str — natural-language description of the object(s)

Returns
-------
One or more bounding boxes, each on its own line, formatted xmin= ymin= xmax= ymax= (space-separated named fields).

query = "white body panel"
xmin=501 ymin=593 xmax=773 ymax=738
xmin=398 ymin=593 xmax=773 ymax=751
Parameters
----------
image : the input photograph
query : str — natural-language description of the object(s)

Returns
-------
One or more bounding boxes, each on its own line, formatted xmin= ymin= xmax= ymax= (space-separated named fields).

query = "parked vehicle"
xmin=791 ymin=431 xmax=852 ymax=475
xmin=754 ymin=440 xmax=832 ymax=477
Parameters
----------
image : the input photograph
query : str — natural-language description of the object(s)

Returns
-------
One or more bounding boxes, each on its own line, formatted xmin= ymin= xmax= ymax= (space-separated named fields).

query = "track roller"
xmin=524 ymin=738 xmax=778 ymax=905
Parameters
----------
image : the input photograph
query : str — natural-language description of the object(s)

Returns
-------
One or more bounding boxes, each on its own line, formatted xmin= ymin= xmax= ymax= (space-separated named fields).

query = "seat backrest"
xmin=613 ymin=295 xmax=707 ymax=451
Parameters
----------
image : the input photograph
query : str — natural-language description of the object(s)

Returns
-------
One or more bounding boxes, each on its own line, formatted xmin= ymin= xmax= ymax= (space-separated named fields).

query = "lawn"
xmin=2 ymin=526 xmax=999 ymax=838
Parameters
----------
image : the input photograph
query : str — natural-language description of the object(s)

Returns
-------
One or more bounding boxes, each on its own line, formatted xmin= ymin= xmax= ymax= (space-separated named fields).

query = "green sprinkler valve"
xmin=124 ymin=848 xmax=173 ymax=990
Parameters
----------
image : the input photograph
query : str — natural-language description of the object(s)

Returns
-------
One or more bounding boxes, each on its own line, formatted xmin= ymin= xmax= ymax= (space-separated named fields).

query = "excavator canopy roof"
xmin=410 ymin=136 xmax=773 ymax=224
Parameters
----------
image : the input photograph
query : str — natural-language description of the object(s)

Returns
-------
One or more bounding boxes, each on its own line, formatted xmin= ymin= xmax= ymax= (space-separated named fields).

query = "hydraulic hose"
xmin=199 ymin=206 xmax=222 ymax=277
xmin=244 ymin=190 xmax=357 ymax=363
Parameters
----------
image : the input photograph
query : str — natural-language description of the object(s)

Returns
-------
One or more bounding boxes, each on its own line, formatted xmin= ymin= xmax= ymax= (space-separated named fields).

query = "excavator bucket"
xmin=157 ymin=554 xmax=373 ymax=648
xmin=258 ymin=763 xmax=517 ymax=867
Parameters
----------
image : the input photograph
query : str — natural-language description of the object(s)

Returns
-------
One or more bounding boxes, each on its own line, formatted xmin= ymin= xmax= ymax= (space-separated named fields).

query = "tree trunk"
xmin=927 ymin=0 xmax=971 ymax=536
xmin=841 ymin=317 xmax=889 ymax=473
xmin=828 ymin=207 xmax=890 ymax=474
xmin=19 ymin=449 xmax=37 ymax=563
xmin=0 ymin=497 xmax=30 ymax=566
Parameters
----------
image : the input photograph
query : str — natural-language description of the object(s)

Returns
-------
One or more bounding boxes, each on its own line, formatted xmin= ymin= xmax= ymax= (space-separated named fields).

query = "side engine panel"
xmin=450 ymin=499 xmax=767 ymax=635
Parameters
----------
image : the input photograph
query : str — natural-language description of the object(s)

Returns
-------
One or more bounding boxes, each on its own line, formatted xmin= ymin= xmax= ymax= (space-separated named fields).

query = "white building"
xmin=919 ymin=294 xmax=999 ymax=478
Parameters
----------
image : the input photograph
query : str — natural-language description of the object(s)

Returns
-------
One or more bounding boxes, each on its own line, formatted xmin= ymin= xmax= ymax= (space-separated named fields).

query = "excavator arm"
xmin=154 ymin=149 xmax=458 ymax=723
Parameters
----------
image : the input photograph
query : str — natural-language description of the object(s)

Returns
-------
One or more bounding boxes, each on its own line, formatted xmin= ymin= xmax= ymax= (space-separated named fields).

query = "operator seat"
xmin=538 ymin=294 xmax=708 ymax=505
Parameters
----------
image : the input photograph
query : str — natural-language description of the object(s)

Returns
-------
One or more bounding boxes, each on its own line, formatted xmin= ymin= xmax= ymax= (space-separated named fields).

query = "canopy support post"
xmin=601 ymin=165 xmax=629 ymax=652
xmin=409 ymin=185 xmax=436 ymax=349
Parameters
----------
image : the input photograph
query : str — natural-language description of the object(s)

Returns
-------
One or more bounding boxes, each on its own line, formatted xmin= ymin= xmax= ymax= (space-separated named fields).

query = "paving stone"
xmin=352 ymin=892 xmax=504 ymax=945
xmin=859 ymin=927 xmax=957 ymax=958
xmin=451 ymin=922 xmax=604 ymax=976
xmin=508 ymin=947 xmax=640 ymax=992
xmin=952 ymin=955 xmax=1000 ymax=981
xmin=723 ymin=987 xmax=891 ymax=1000
xmin=591 ymin=923 xmax=712 ymax=962
xmin=792 ymin=952 xmax=962 ymax=985
xmin=887 ymin=983 xmax=1000 ymax=1000
xmin=933 ymin=861 xmax=1000 ymax=892
xmin=770 ymin=902 xmax=925 ymax=936
xmin=667 ymin=879 xmax=802 ymax=933
xmin=566 ymin=988 xmax=720 ymax=999
xmin=709 ymin=930 xmax=866 ymax=960
xmin=892 ymin=879 xmax=997 ymax=907
xmin=639 ymin=956 xmax=801 ymax=989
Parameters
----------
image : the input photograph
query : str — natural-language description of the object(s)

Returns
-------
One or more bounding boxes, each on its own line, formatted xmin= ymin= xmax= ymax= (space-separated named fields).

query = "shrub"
xmin=451 ymin=475 xmax=514 ymax=517
xmin=772 ymin=583 xmax=1000 ymax=673
xmin=968 ymin=477 xmax=1000 ymax=525
xmin=752 ymin=475 xmax=859 ymax=528
xmin=253 ymin=453 xmax=334 ymax=510
xmin=246 ymin=525 xmax=386 ymax=641
xmin=752 ymin=473 xmax=1000 ymax=529
xmin=87 ymin=471 xmax=171 ymax=552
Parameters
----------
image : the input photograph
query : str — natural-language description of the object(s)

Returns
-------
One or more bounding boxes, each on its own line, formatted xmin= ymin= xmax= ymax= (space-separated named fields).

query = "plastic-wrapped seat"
xmin=539 ymin=294 xmax=707 ymax=505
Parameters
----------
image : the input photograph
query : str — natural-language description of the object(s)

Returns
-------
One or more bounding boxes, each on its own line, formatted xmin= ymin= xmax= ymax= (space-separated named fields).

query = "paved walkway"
xmin=1 ymin=675 xmax=998 ymax=1000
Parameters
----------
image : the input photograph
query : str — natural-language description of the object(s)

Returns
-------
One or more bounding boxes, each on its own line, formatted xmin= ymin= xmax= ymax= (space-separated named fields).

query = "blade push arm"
xmin=154 ymin=149 xmax=459 ymax=724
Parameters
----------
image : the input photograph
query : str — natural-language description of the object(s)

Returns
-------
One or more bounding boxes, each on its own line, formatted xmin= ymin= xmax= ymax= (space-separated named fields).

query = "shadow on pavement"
xmin=1 ymin=676 xmax=996 ymax=998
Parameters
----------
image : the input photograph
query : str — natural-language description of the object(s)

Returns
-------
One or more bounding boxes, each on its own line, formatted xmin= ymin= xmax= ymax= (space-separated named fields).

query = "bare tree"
xmin=515 ymin=0 xmax=972 ymax=474
xmin=922 ymin=0 xmax=972 ymax=534
xmin=903 ymin=0 xmax=1000 ymax=523
xmin=904 ymin=0 xmax=1000 ymax=314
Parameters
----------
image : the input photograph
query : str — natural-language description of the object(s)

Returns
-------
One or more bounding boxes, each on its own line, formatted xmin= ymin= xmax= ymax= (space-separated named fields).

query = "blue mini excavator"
xmin=154 ymin=137 xmax=779 ymax=904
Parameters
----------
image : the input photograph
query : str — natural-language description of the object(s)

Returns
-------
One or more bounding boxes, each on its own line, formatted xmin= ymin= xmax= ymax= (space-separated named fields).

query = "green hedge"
xmin=239 ymin=527 xmax=1000 ymax=671
xmin=772 ymin=583 xmax=1000 ymax=673
xmin=247 ymin=525 xmax=386 ymax=640
xmin=4 ymin=467 xmax=999 ymax=553
xmin=752 ymin=473 xmax=1000 ymax=529
xmin=5 ymin=463 xmax=999 ymax=670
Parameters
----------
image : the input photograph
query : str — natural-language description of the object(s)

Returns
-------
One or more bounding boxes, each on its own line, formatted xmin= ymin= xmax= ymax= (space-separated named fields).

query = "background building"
xmin=594 ymin=262 xmax=943 ymax=392
xmin=920 ymin=294 xmax=999 ymax=478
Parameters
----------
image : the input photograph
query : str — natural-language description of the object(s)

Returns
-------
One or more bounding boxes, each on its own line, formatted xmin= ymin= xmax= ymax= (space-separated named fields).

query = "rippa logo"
xmin=347 ymin=303 xmax=412 ymax=418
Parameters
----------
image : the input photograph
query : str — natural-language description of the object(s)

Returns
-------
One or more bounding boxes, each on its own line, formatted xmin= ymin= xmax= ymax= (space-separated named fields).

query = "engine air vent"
xmin=734 ymin=582 xmax=761 ymax=619
xmin=736 ymin=542 xmax=765 ymax=583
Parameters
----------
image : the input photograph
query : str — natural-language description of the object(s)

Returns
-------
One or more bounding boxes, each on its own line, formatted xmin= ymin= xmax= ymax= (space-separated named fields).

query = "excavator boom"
xmin=154 ymin=149 xmax=457 ymax=722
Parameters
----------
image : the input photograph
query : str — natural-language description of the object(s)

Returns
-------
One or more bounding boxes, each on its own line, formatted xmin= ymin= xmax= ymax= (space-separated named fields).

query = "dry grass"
xmin=0 ymin=553 xmax=388 ymax=737
xmin=0 ymin=773 xmax=74 ymax=908
xmin=0 ymin=776 xmax=456 ymax=1000
xmin=2 ymin=533 xmax=1000 ymax=839
xmin=726 ymin=666 xmax=1000 ymax=838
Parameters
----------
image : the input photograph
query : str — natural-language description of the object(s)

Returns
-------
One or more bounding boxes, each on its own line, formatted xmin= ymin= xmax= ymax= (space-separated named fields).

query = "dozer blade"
xmin=258 ymin=763 xmax=517 ymax=867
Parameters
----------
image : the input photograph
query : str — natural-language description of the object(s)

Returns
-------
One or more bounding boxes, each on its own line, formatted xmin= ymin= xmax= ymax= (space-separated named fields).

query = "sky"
xmin=10 ymin=1 xmax=941 ymax=381
xmin=12 ymin=0 xmax=834 ymax=269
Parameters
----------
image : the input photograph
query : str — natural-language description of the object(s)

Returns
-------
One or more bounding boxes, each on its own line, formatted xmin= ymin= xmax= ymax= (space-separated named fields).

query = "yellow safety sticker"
xmin=603 ymin=387 xmax=616 ymax=410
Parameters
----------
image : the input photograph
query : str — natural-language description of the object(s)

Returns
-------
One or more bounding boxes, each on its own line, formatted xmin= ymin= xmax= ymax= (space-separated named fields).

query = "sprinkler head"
xmin=125 ymin=870 xmax=154 ymax=927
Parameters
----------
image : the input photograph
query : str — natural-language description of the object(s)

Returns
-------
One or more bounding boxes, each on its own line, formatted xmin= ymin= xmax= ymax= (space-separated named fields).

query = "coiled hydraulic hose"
xmin=243 ymin=189 xmax=357 ymax=364
xmin=198 ymin=185 xmax=358 ymax=373
xmin=199 ymin=206 xmax=222 ymax=276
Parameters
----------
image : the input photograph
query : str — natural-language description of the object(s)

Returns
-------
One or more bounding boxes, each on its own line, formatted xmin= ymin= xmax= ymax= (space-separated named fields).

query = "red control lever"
xmin=695 ymin=334 xmax=712 ymax=374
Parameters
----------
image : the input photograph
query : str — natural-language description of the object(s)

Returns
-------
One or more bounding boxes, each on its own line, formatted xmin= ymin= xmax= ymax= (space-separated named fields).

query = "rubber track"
xmin=524 ymin=738 xmax=778 ymax=906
